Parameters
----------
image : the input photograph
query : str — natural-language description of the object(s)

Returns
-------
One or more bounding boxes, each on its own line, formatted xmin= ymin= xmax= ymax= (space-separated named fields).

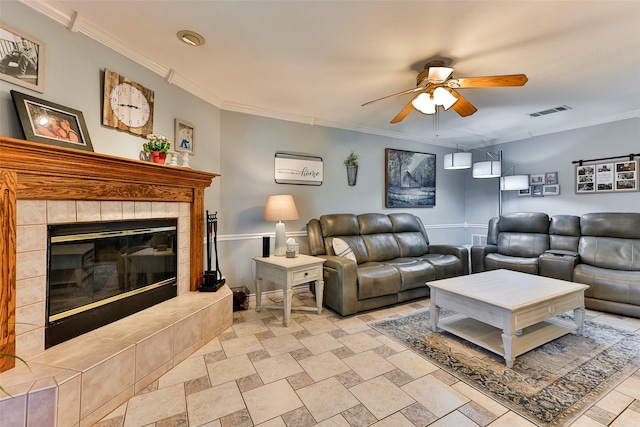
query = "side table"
xmin=254 ymin=254 xmax=326 ymax=326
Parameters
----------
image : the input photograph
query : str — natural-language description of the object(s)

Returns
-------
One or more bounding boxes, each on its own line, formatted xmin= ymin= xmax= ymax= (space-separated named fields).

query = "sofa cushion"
xmin=356 ymin=262 xmax=402 ymax=300
xmin=332 ymin=238 xmax=356 ymax=263
xmin=574 ymin=263 xmax=640 ymax=305
xmin=549 ymin=215 xmax=580 ymax=252
xmin=362 ymin=234 xmax=401 ymax=262
xmin=485 ymin=253 xmax=540 ymax=274
xmin=385 ymin=258 xmax=436 ymax=291
xmin=580 ymin=212 xmax=640 ymax=239
xmin=394 ymin=232 xmax=429 ymax=257
xmin=579 ymin=236 xmax=640 ymax=271
xmin=420 ymin=254 xmax=463 ymax=279
xmin=499 ymin=212 xmax=550 ymax=233
xmin=497 ymin=232 xmax=549 ymax=257
xmin=320 ymin=214 xmax=360 ymax=237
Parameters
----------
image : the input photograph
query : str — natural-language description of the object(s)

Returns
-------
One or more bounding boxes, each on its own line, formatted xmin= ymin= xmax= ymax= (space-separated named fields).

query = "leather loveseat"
xmin=306 ymin=213 xmax=469 ymax=316
xmin=472 ymin=212 xmax=640 ymax=318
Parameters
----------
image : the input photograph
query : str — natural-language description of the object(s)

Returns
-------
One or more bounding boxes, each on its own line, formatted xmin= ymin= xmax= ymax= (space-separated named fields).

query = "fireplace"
xmin=46 ymin=218 xmax=178 ymax=347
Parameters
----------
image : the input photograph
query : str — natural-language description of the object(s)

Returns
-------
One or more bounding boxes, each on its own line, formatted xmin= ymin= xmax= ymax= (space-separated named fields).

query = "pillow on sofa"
xmin=333 ymin=238 xmax=357 ymax=263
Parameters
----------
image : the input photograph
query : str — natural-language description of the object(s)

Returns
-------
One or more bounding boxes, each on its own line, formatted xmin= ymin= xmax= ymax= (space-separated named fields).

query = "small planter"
xmin=346 ymin=165 xmax=358 ymax=186
xmin=151 ymin=151 xmax=167 ymax=164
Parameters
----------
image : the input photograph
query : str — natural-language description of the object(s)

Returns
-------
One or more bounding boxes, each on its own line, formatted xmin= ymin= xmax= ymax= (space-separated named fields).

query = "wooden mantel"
xmin=0 ymin=136 xmax=219 ymax=372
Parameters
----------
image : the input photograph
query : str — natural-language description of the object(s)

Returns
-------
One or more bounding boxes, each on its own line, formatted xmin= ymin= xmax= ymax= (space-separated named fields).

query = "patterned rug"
xmin=371 ymin=310 xmax=640 ymax=426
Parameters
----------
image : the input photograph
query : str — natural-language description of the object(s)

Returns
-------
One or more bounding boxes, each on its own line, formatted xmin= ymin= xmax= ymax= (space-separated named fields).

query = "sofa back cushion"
xmin=358 ymin=213 xmax=401 ymax=262
xmin=389 ymin=213 xmax=429 ymax=257
xmin=579 ymin=213 xmax=640 ymax=271
xmin=496 ymin=212 xmax=550 ymax=257
xmin=549 ymin=215 xmax=580 ymax=252
xmin=318 ymin=214 xmax=370 ymax=263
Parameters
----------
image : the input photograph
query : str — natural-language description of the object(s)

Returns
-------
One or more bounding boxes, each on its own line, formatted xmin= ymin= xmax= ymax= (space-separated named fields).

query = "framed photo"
xmin=614 ymin=160 xmax=638 ymax=192
xmin=518 ymin=187 xmax=531 ymax=196
xmin=175 ymin=118 xmax=195 ymax=154
xmin=576 ymin=160 xmax=638 ymax=194
xmin=0 ymin=22 xmax=45 ymax=93
xmin=543 ymin=184 xmax=560 ymax=196
xmin=385 ymin=148 xmax=436 ymax=207
xmin=531 ymin=185 xmax=544 ymax=197
xmin=544 ymin=172 xmax=558 ymax=185
xmin=10 ymin=90 xmax=93 ymax=151
xmin=576 ymin=164 xmax=595 ymax=193
xmin=529 ymin=174 xmax=544 ymax=186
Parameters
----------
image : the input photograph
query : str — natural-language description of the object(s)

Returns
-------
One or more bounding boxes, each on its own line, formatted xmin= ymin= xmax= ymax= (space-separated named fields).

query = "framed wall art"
xmin=576 ymin=160 xmax=638 ymax=193
xmin=10 ymin=90 xmax=93 ymax=151
xmin=274 ymin=152 xmax=323 ymax=185
xmin=530 ymin=174 xmax=544 ymax=186
xmin=544 ymin=172 xmax=558 ymax=185
xmin=543 ymin=184 xmax=560 ymax=196
xmin=175 ymin=118 xmax=195 ymax=154
xmin=385 ymin=148 xmax=436 ymax=207
xmin=0 ymin=22 xmax=45 ymax=93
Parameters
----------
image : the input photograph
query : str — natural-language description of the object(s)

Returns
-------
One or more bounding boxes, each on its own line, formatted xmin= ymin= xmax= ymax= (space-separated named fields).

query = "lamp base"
xmin=274 ymin=221 xmax=286 ymax=256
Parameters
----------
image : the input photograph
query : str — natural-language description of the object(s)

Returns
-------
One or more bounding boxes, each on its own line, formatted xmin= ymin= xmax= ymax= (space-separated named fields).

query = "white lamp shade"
xmin=411 ymin=93 xmax=436 ymax=114
xmin=501 ymin=174 xmax=530 ymax=191
xmin=433 ymin=87 xmax=458 ymax=110
xmin=444 ymin=152 xmax=472 ymax=170
xmin=472 ymin=161 xmax=502 ymax=178
xmin=427 ymin=66 xmax=454 ymax=82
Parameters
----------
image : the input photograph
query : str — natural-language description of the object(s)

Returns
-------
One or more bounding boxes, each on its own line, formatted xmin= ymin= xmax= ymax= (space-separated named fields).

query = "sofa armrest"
xmin=428 ymin=245 xmax=469 ymax=275
xmin=471 ymin=245 xmax=498 ymax=273
xmin=319 ymin=255 xmax=359 ymax=316
xmin=539 ymin=250 xmax=579 ymax=281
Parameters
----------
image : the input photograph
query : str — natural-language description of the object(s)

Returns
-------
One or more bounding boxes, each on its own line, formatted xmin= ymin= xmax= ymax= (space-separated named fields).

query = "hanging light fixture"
xmin=412 ymin=87 xmax=458 ymax=115
xmin=472 ymin=151 xmax=502 ymax=178
xmin=443 ymin=145 xmax=472 ymax=170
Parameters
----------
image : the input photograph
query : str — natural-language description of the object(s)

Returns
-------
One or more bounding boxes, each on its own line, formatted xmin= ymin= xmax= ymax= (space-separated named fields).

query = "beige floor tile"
xmin=489 ymin=411 xmax=538 ymax=427
xmin=299 ymin=332 xmax=344 ymax=355
xmin=301 ymin=317 xmax=340 ymax=335
xmin=265 ymin=317 xmax=306 ymax=336
xmin=253 ymin=353 xmax=303 ymax=384
xmin=123 ymin=383 xmax=186 ymax=427
xmin=186 ymin=381 xmax=245 ymax=426
xmin=451 ymin=381 xmax=508 ymax=417
xmin=232 ymin=319 xmax=271 ymax=337
xmin=261 ymin=333 xmax=305 ymax=356
xmin=334 ymin=317 xmax=372 ymax=335
xmin=343 ymin=350 xmax=396 ymax=380
xmin=298 ymin=351 xmax=351 ymax=382
xmin=206 ymin=354 xmax=256 ymax=387
xmin=402 ymin=375 xmax=469 ymax=418
xmin=296 ymin=377 xmax=360 ymax=422
xmin=314 ymin=414 xmax=351 ymax=426
xmin=595 ymin=389 xmax=635 ymax=416
xmin=371 ymin=411 xmax=418 ymax=427
xmin=589 ymin=314 xmax=640 ymax=332
xmin=190 ymin=337 xmax=222 ymax=357
xmin=243 ymin=378 xmax=303 ymax=425
xmin=386 ymin=350 xmax=439 ymax=379
xmin=570 ymin=415 xmax=608 ymax=426
xmin=256 ymin=417 xmax=287 ymax=427
xmin=615 ymin=375 xmax=640 ymax=400
xmin=221 ymin=334 xmax=265 ymax=358
xmin=610 ymin=408 xmax=640 ymax=426
xmin=158 ymin=354 xmax=207 ymax=389
xmin=349 ymin=375 xmax=415 ymax=420
xmin=428 ymin=410 xmax=479 ymax=427
xmin=338 ymin=331 xmax=383 ymax=353
xmin=374 ymin=334 xmax=408 ymax=352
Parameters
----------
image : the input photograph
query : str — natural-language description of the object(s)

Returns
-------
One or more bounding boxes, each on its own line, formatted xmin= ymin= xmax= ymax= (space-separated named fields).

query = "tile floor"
xmin=96 ymin=288 xmax=640 ymax=427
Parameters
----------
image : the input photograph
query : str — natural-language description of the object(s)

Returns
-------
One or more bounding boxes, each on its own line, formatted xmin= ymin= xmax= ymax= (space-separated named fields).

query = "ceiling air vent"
xmin=528 ymin=105 xmax=572 ymax=117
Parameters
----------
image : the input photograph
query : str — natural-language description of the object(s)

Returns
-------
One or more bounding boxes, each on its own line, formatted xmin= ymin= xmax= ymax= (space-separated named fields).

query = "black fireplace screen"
xmin=46 ymin=218 xmax=177 ymax=347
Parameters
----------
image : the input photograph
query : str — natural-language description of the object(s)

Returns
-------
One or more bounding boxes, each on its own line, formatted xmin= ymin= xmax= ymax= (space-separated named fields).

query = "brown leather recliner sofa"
xmin=472 ymin=212 xmax=640 ymax=318
xmin=306 ymin=213 xmax=469 ymax=316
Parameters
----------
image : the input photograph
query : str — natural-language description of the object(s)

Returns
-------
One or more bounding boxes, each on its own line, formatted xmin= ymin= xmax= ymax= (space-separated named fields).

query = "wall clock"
xmin=102 ymin=69 xmax=154 ymax=137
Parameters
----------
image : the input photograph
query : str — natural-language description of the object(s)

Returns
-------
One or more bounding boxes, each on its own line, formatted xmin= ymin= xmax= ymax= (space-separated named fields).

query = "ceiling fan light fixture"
xmin=177 ymin=30 xmax=205 ymax=47
xmin=412 ymin=93 xmax=436 ymax=114
xmin=433 ymin=87 xmax=458 ymax=110
xmin=427 ymin=66 xmax=454 ymax=83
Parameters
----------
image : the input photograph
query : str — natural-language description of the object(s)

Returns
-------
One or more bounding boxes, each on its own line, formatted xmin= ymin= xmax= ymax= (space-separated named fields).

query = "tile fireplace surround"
xmin=0 ymin=136 xmax=233 ymax=426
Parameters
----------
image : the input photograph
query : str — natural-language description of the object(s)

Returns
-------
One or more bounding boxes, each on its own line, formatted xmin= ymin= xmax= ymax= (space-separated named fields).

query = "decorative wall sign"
xmin=11 ymin=90 xmax=93 ymax=151
xmin=576 ymin=160 xmax=638 ymax=193
xmin=274 ymin=152 xmax=323 ymax=185
xmin=385 ymin=148 xmax=436 ymax=207
xmin=0 ymin=22 xmax=45 ymax=93
xmin=102 ymin=69 xmax=154 ymax=137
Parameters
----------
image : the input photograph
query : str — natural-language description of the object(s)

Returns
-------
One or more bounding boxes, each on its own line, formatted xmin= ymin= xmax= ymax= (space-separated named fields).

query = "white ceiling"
xmin=24 ymin=0 xmax=640 ymax=148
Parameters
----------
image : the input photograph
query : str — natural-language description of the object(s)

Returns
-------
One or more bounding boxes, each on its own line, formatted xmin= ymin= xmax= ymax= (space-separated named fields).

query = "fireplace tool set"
xmin=200 ymin=210 xmax=226 ymax=292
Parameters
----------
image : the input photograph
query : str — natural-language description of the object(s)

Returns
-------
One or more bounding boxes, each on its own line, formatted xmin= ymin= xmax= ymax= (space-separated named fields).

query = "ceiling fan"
xmin=362 ymin=60 xmax=528 ymax=124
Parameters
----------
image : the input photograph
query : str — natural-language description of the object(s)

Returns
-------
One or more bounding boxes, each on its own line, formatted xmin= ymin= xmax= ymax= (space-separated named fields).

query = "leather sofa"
xmin=472 ymin=212 xmax=640 ymax=318
xmin=307 ymin=213 xmax=469 ymax=316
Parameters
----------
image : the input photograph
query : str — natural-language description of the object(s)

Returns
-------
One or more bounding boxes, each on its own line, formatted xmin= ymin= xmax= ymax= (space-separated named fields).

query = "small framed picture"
xmin=530 ymin=174 xmax=544 ymax=185
xmin=544 ymin=172 xmax=558 ymax=185
xmin=175 ymin=118 xmax=195 ymax=154
xmin=543 ymin=184 xmax=560 ymax=196
xmin=518 ymin=187 xmax=531 ymax=196
xmin=10 ymin=90 xmax=93 ymax=151
xmin=0 ymin=22 xmax=46 ymax=93
xmin=531 ymin=185 xmax=544 ymax=197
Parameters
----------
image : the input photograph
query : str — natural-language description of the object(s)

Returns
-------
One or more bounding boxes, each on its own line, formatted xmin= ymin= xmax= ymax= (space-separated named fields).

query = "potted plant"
xmin=143 ymin=134 xmax=172 ymax=164
xmin=344 ymin=151 xmax=359 ymax=186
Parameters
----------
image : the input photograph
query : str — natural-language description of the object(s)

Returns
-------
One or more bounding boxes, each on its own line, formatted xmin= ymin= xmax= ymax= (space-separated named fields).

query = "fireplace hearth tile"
xmin=136 ymin=326 xmax=174 ymax=379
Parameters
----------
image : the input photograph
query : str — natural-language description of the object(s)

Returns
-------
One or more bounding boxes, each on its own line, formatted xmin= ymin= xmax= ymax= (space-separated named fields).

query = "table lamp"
xmin=264 ymin=194 xmax=299 ymax=256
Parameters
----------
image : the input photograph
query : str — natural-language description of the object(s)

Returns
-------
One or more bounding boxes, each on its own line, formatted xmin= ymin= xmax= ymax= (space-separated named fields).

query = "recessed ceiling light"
xmin=177 ymin=30 xmax=205 ymax=47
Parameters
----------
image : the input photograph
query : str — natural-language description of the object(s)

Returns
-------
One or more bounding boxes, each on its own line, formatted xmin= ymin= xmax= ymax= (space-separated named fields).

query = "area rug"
xmin=371 ymin=310 xmax=640 ymax=426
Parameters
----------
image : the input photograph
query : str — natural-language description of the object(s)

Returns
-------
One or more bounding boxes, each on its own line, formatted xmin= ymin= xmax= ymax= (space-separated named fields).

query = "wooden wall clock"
xmin=102 ymin=69 xmax=154 ymax=137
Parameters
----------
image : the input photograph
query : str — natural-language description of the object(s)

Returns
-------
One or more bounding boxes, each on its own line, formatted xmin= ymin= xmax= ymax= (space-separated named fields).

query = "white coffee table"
xmin=428 ymin=269 xmax=589 ymax=368
xmin=254 ymin=254 xmax=325 ymax=326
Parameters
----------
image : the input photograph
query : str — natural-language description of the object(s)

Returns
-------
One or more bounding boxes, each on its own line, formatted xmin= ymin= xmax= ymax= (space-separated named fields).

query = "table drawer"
xmin=292 ymin=266 xmax=321 ymax=284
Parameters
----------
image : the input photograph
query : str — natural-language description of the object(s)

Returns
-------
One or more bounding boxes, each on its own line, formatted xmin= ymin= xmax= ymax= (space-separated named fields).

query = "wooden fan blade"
xmin=448 ymin=74 xmax=528 ymax=88
xmin=449 ymin=90 xmax=477 ymax=117
xmin=362 ymin=87 xmax=423 ymax=106
xmin=390 ymin=101 xmax=415 ymax=124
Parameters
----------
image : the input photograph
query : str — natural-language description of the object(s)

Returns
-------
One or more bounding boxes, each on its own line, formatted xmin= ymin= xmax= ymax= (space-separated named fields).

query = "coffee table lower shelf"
xmin=437 ymin=314 xmax=579 ymax=364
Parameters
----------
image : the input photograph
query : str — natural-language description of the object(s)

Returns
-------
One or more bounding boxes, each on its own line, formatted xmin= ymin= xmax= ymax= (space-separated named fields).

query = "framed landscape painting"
xmin=385 ymin=148 xmax=436 ymax=207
